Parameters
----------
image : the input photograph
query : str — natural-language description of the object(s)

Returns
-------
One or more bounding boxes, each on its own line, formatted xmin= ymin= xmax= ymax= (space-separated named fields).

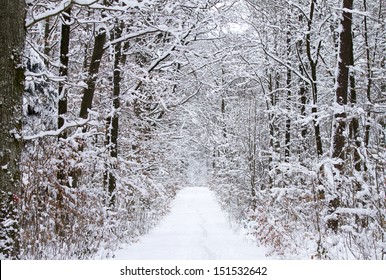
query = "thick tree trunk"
xmin=58 ymin=7 xmax=72 ymax=138
xmin=0 ymin=0 xmax=26 ymax=259
xmin=68 ymin=27 xmax=106 ymax=189
xmin=329 ymin=0 xmax=354 ymax=232
xmin=332 ymin=0 xmax=353 ymax=164
xmin=79 ymin=29 xmax=107 ymax=120
xmin=57 ymin=8 xmax=72 ymax=189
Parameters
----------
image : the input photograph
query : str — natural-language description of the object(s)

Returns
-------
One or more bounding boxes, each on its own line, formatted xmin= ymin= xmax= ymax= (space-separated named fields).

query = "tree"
xmin=332 ymin=0 xmax=354 ymax=165
xmin=304 ymin=0 xmax=323 ymax=157
xmin=79 ymin=28 xmax=107 ymax=121
xmin=329 ymin=0 xmax=354 ymax=232
xmin=0 ymin=0 xmax=26 ymax=259
xmin=58 ymin=7 xmax=72 ymax=139
xmin=57 ymin=7 xmax=72 ymax=187
xmin=104 ymin=19 xmax=123 ymax=207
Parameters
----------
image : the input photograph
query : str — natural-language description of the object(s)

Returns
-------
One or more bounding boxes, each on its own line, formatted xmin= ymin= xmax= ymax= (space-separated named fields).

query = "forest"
xmin=0 ymin=0 xmax=385 ymax=260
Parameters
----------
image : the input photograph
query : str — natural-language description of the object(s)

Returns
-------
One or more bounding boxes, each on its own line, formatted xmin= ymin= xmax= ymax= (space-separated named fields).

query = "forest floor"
xmin=110 ymin=187 xmax=270 ymax=260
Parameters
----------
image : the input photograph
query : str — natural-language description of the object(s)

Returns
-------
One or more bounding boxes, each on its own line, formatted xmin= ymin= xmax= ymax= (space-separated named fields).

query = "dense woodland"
xmin=0 ymin=0 xmax=385 ymax=259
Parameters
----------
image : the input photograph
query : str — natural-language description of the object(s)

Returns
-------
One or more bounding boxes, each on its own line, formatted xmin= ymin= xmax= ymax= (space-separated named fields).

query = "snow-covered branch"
xmin=262 ymin=48 xmax=312 ymax=85
xmin=23 ymin=118 xmax=91 ymax=140
xmin=26 ymin=0 xmax=99 ymax=28
xmin=104 ymin=28 xmax=159 ymax=49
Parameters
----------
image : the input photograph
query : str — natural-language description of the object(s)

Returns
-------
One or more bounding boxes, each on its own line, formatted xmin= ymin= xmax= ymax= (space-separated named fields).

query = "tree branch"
xmin=26 ymin=0 xmax=99 ymax=28
xmin=23 ymin=118 xmax=91 ymax=140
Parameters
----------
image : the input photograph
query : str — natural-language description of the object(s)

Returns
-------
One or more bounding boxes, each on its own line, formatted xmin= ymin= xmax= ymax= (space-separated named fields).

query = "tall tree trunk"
xmin=0 ymin=0 xmax=26 ymax=259
xmin=284 ymin=30 xmax=291 ymax=161
xmin=43 ymin=18 xmax=51 ymax=66
xmin=57 ymin=7 xmax=72 ymax=189
xmin=247 ymin=94 xmax=257 ymax=209
xmin=297 ymin=38 xmax=308 ymax=140
xmin=53 ymin=7 xmax=74 ymax=236
xmin=363 ymin=0 xmax=372 ymax=148
xmin=332 ymin=0 xmax=353 ymax=164
xmin=362 ymin=0 xmax=383 ymax=149
xmin=70 ymin=27 xmax=106 ymax=189
xmin=221 ymin=67 xmax=227 ymax=139
xmin=306 ymin=0 xmax=323 ymax=157
xmin=58 ymin=7 xmax=72 ymax=138
xmin=348 ymin=56 xmax=361 ymax=172
xmin=329 ymin=0 xmax=354 ymax=232
xmin=267 ymin=73 xmax=274 ymax=188
xmin=104 ymin=21 xmax=123 ymax=207
xmin=79 ymin=29 xmax=107 ymax=120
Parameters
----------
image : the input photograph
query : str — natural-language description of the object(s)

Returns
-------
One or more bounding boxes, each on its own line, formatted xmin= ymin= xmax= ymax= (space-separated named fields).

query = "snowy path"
xmin=112 ymin=187 xmax=269 ymax=260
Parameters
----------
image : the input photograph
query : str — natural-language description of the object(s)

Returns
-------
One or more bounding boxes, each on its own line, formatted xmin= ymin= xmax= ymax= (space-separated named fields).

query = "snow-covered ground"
xmin=111 ymin=187 xmax=269 ymax=260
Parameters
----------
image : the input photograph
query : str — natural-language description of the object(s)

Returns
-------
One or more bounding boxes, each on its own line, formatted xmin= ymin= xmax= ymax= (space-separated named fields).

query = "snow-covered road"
xmin=112 ymin=187 xmax=269 ymax=260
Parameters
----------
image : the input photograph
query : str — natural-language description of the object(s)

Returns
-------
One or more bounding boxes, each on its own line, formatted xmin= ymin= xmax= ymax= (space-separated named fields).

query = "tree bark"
xmin=332 ymin=0 xmax=353 ymax=164
xmin=43 ymin=18 xmax=51 ymax=66
xmin=363 ymin=0 xmax=377 ymax=149
xmin=0 ymin=0 xmax=26 ymax=259
xmin=284 ymin=30 xmax=291 ymax=161
xmin=297 ymin=38 xmax=308 ymax=140
xmin=104 ymin=21 xmax=123 ymax=207
xmin=72 ymin=25 xmax=106 ymax=189
xmin=58 ymin=7 xmax=72 ymax=138
xmin=306 ymin=0 xmax=323 ymax=157
xmin=329 ymin=0 xmax=354 ymax=232
xmin=79 ymin=29 xmax=107 ymax=120
xmin=57 ymin=7 xmax=72 ymax=189
xmin=348 ymin=55 xmax=361 ymax=171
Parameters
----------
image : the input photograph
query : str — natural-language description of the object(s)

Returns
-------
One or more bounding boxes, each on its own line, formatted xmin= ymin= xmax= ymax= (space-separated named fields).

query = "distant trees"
xmin=197 ymin=0 xmax=385 ymax=259
xmin=0 ymin=0 xmax=26 ymax=259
